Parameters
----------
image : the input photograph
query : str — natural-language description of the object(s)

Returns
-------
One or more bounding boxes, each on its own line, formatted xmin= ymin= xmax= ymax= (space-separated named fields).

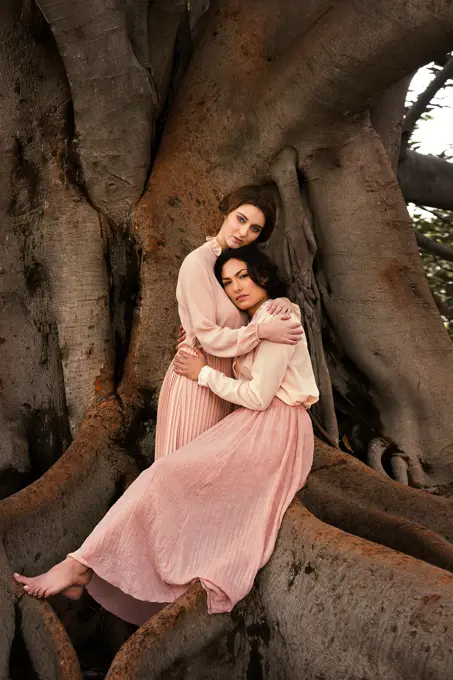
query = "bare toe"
xmin=14 ymin=573 xmax=31 ymax=586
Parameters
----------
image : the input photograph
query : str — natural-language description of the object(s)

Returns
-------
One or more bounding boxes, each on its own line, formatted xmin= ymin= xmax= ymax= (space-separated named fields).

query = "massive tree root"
xmin=303 ymin=440 xmax=453 ymax=571
xmin=1 ymin=0 xmax=453 ymax=676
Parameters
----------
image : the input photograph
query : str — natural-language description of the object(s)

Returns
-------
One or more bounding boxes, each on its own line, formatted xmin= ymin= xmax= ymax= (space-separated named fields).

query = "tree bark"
xmin=2 ymin=0 xmax=453 ymax=676
xmin=371 ymin=77 xmax=411 ymax=171
xmin=304 ymin=120 xmax=453 ymax=486
xmin=239 ymin=0 xmax=453 ymax=166
xmin=268 ymin=147 xmax=339 ymax=445
xmin=36 ymin=0 xmax=154 ymax=223
xmin=399 ymin=150 xmax=453 ymax=210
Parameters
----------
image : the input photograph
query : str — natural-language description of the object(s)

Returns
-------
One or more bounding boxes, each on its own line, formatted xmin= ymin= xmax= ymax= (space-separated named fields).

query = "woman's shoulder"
xmin=256 ymin=300 xmax=301 ymax=324
xmin=180 ymin=241 xmax=215 ymax=273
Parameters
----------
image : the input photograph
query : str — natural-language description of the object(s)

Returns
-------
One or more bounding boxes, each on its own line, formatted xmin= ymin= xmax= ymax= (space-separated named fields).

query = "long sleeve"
xmin=177 ymin=255 xmax=260 ymax=358
xmin=198 ymin=340 xmax=296 ymax=410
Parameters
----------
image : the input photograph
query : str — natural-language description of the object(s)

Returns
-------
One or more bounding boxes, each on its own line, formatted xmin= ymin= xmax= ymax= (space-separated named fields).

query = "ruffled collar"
xmin=206 ymin=236 xmax=222 ymax=257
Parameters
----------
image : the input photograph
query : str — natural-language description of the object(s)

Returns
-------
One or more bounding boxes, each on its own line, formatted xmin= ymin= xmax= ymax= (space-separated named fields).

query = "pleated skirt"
xmin=155 ymin=350 xmax=235 ymax=459
xmin=69 ymin=398 xmax=314 ymax=625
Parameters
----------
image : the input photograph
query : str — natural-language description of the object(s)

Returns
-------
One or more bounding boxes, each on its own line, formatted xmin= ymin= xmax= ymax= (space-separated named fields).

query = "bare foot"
xmin=13 ymin=557 xmax=92 ymax=599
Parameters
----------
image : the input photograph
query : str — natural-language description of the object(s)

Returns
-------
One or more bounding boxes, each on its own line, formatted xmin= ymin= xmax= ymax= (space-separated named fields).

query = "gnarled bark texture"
xmin=1 ymin=0 xmax=453 ymax=676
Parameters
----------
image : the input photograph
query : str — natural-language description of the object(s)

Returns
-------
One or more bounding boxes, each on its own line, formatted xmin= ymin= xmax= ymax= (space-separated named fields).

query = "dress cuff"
xmin=247 ymin=318 xmax=260 ymax=340
xmin=198 ymin=365 xmax=213 ymax=386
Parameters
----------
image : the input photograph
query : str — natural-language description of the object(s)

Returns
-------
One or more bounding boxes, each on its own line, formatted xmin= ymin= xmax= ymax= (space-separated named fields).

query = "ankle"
xmin=67 ymin=556 xmax=87 ymax=571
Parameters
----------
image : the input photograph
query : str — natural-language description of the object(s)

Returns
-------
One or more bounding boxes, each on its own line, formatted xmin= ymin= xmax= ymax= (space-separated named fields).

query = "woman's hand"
xmin=174 ymin=348 xmax=207 ymax=381
xmin=258 ymin=317 xmax=303 ymax=345
xmin=267 ymin=297 xmax=292 ymax=316
xmin=176 ymin=324 xmax=187 ymax=351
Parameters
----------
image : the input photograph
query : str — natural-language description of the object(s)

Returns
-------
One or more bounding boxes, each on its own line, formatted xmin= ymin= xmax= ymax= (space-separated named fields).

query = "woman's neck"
xmin=215 ymin=231 xmax=227 ymax=251
xmin=247 ymin=297 xmax=269 ymax=319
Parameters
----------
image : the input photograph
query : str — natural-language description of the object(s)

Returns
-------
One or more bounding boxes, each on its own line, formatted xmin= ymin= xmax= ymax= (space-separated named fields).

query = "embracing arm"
xmin=178 ymin=256 xmax=261 ymax=358
xmin=178 ymin=256 xmax=301 ymax=357
xmin=198 ymin=340 xmax=295 ymax=410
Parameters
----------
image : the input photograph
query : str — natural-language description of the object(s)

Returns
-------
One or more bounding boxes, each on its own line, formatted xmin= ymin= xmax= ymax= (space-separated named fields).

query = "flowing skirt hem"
xmin=70 ymin=398 xmax=314 ymax=623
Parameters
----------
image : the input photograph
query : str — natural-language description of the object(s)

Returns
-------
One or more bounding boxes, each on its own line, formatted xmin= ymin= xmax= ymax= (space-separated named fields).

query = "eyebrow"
xmin=237 ymin=211 xmax=262 ymax=229
xmin=222 ymin=267 xmax=247 ymax=282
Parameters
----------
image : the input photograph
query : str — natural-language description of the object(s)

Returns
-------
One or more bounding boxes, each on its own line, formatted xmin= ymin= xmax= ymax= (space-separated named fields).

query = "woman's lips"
xmin=236 ymin=294 xmax=248 ymax=302
xmin=232 ymin=237 xmax=243 ymax=245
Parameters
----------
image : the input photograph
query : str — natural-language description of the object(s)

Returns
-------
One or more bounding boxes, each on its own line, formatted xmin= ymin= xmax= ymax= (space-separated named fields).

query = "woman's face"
xmin=218 ymin=204 xmax=266 ymax=249
xmin=220 ymin=258 xmax=268 ymax=315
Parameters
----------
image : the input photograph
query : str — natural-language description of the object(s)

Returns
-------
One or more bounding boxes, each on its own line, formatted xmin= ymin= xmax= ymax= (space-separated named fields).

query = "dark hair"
xmin=218 ymin=184 xmax=277 ymax=243
xmin=214 ymin=245 xmax=288 ymax=300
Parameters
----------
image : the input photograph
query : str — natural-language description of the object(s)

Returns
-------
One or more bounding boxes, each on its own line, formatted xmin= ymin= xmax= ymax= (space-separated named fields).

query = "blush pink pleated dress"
xmin=155 ymin=237 xmax=262 ymax=459
xmin=69 ymin=303 xmax=319 ymax=625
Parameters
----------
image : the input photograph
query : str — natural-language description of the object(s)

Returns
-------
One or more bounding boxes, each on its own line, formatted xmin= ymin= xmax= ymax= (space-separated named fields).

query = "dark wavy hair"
xmin=214 ymin=245 xmax=288 ymax=300
xmin=218 ymin=183 xmax=277 ymax=243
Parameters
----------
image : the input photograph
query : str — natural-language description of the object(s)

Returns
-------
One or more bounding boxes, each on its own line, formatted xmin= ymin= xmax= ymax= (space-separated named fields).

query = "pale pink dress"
xmin=69 ymin=303 xmax=318 ymax=625
xmin=155 ymin=237 xmax=262 ymax=459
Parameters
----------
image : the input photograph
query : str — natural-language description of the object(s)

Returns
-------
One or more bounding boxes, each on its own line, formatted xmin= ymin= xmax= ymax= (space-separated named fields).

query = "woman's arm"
xmin=178 ymin=256 xmax=301 ymax=358
xmin=198 ymin=340 xmax=295 ymax=410
xmin=174 ymin=341 xmax=295 ymax=410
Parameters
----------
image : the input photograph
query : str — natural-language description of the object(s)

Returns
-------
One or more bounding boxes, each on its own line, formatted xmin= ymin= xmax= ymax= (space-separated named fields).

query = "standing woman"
xmin=155 ymin=184 xmax=303 ymax=458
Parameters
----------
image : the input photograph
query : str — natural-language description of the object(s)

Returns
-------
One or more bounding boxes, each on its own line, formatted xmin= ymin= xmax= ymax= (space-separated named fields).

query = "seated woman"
xmin=14 ymin=246 xmax=319 ymax=625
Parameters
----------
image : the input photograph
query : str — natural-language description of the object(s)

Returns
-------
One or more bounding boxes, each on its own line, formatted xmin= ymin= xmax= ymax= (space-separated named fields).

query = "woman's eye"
xmin=223 ymin=281 xmax=231 ymax=287
xmin=240 ymin=274 xmax=248 ymax=280
xmin=252 ymin=226 xmax=261 ymax=234
xmin=237 ymin=215 xmax=245 ymax=223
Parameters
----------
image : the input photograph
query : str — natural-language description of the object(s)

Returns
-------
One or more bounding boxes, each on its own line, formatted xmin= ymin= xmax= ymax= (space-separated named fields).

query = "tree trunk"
xmin=2 ymin=0 xmax=453 ymax=676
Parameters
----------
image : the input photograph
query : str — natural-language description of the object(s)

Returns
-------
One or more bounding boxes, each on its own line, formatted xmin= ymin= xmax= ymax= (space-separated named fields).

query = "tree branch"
xmin=421 ymin=206 xmax=453 ymax=225
xmin=415 ymin=231 xmax=453 ymax=263
xmin=399 ymin=150 xmax=453 ymax=210
xmin=432 ymin=293 xmax=453 ymax=320
xmin=246 ymin=0 xmax=453 ymax=160
xmin=402 ymin=54 xmax=453 ymax=148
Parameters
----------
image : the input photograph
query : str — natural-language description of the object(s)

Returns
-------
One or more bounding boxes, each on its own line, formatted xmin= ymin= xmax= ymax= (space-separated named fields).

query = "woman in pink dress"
xmin=155 ymin=183 xmax=303 ymax=458
xmin=14 ymin=246 xmax=318 ymax=625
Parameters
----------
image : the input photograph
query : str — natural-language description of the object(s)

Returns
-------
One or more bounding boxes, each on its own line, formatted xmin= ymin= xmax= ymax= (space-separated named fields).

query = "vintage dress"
xmin=69 ymin=303 xmax=318 ymax=625
xmin=154 ymin=237 xmax=262 ymax=459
